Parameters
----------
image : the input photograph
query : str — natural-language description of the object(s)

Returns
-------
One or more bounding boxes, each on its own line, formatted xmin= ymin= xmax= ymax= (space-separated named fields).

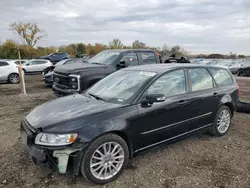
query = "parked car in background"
xmin=13 ymin=60 xmax=27 ymax=64
xmin=0 ymin=60 xmax=22 ymax=84
xmin=162 ymin=54 xmax=190 ymax=64
xmin=20 ymin=64 xmax=238 ymax=184
xmin=39 ymin=53 xmax=70 ymax=63
xmin=237 ymin=61 xmax=250 ymax=76
xmin=22 ymin=59 xmax=53 ymax=74
xmin=42 ymin=59 xmax=73 ymax=76
xmin=43 ymin=58 xmax=87 ymax=87
xmin=213 ymin=61 xmax=240 ymax=74
xmin=227 ymin=62 xmax=241 ymax=74
xmin=52 ymin=49 xmax=161 ymax=96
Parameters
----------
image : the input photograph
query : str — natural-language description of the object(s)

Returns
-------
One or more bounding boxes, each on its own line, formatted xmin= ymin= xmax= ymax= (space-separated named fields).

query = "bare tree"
xmin=8 ymin=22 xmax=44 ymax=95
xmin=9 ymin=22 xmax=44 ymax=47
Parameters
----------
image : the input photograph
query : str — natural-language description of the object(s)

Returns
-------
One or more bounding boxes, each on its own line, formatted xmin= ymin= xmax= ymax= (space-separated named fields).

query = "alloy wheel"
xmin=217 ymin=109 xmax=231 ymax=134
xmin=9 ymin=74 xmax=19 ymax=84
xmin=90 ymin=142 xmax=125 ymax=180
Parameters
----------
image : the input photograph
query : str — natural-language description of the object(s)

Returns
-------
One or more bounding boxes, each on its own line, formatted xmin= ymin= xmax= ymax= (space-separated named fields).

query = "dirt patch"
xmin=0 ymin=75 xmax=250 ymax=188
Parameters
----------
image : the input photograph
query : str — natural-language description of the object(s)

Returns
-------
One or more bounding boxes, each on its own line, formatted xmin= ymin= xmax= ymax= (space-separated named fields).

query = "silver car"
xmin=22 ymin=59 xmax=53 ymax=74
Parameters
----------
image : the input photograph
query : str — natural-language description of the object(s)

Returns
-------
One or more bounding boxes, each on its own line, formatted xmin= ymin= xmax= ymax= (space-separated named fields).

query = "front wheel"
xmin=210 ymin=106 xmax=232 ymax=136
xmin=80 ymin=134 xmax=129 ymax=184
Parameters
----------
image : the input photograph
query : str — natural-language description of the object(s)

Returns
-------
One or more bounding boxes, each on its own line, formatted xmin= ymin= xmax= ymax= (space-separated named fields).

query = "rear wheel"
xmin=210 ymin=106 xmax=232 ymax=136
xmin=80 ymin=134 xmax=129 ymax=184
xmin=8 ymin=73 xmax=20 ymax=84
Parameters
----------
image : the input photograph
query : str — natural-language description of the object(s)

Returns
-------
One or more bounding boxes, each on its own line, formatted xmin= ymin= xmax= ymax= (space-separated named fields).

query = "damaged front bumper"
xmin=20 ymin=122 xmax=87 ymax=175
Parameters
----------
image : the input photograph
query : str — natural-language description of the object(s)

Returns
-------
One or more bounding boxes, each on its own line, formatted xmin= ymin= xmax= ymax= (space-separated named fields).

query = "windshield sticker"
xmin=117 ymin=99 xmax=124 ymax=102
xmin=138 ymin=71 xmax=157 ymax=77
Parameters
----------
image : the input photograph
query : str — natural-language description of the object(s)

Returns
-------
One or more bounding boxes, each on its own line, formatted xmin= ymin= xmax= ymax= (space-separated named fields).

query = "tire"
xmin=80 ymin=133 xmax=129 ymax=184
xmin=237 ymin=101 xmax=250 ymax=113
xmin=210 ymin=106 xmax=232 ymax=136
xmin=237 ymin=70 xmax=241 ymax=76
xmin=8 ymin=73 xmax=20 ymax=84
xmin=22 ymin=69 xmax=27 ymax=75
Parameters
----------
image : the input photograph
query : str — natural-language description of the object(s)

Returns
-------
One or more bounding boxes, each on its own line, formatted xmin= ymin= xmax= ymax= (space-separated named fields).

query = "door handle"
xmin=213 ymin=92 xmax=218 ymax=97
xmin=178 ymin=100 xmax=188 ymax=105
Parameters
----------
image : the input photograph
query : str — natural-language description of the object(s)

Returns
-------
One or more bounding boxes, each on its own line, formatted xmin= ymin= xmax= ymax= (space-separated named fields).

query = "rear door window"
xmin=188 ymin=68 xmax=214 ymax=92
xmin=0 ymin=62 xmax=9 ymax=66
xmin=121 ymin=52 xmax=139 ymax=66
xmin=140 ymin=52 xmax=157 ymax=64
xmin=209 ymin=68 xmax=234 ymax=86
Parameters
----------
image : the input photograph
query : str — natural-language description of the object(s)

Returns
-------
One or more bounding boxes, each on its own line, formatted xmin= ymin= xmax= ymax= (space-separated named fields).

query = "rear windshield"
xmin=209 ymin=68 xmax=234 ymax=86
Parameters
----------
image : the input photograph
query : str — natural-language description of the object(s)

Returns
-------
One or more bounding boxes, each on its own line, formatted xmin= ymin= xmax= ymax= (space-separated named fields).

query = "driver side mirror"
xmin=26 ymin=63 xmax=30 ymax=66
xmin=117 ymin=60 xmax=129 ymax=69
xmin=142 ymin=94 xmax=166 ymax=105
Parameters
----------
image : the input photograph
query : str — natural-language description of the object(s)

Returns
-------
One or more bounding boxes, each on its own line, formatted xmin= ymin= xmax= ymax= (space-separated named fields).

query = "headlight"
xmin=35 ymin=133 xmax=77 ymax=146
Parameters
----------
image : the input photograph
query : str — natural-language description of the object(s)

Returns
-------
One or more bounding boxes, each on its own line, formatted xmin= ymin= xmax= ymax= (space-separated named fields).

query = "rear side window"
xmin=36 ymin=61 xmax=47 ymax=64
xmin=189 ymin=68 xmax=214 ymax=92
xmin=0 ymin=62 xmax=9 ymax=66
xmin=29 ymin=61 xmax=39 ymax=65
xmin=141 ymin=52 xmax=157 ymax=64
xmin=31 ymin=61 xmax=46 ymax=65
xmin=209 ymin=68 xmax=233 ymax=86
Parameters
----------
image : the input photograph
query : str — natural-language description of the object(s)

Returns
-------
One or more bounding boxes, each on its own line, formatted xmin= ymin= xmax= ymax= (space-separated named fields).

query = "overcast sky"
xmin=0 ymin=0 xmax=249 ymax=54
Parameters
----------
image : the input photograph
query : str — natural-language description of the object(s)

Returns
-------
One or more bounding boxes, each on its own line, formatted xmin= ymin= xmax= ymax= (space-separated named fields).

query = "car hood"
xmin=54 ymin=62 xmax=108 ymax=74
xmin=241 ymin=65 xmax=250 ymax=69
xmin=25 ymin=94 xmax=122 ymax=129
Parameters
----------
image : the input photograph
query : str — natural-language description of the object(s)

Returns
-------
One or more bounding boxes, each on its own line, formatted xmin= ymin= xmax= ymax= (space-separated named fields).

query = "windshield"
xmin=86 ymin=70 xmax=157 ymax=104
xmin=88 ymin=51 xmax=121 ymax=65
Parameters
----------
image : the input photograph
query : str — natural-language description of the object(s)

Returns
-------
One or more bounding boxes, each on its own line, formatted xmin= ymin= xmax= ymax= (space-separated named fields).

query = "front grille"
xmin=54 ymin=74 xmax=68 ymax=86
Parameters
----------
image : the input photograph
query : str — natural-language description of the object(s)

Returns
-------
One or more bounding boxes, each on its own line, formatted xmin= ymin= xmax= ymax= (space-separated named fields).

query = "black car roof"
xmin=124 ymin=64 xmax=228 ymax=74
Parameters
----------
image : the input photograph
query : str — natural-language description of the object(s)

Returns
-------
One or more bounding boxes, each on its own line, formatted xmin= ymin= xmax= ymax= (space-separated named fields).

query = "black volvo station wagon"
xmin=20 ymin=64 xmax=239 ymax=184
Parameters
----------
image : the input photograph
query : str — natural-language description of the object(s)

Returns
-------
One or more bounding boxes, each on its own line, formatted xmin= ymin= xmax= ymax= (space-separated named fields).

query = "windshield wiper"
xmin=91 ymin=62 xmax=104 ymax=65
xmin=88 ymin=93 xmax=106 ymax=102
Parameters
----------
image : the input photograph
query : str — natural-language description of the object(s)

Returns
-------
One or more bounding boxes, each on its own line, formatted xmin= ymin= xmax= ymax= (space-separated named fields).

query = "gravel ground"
xmin=0 ymin=74 xmax=250 ymax=188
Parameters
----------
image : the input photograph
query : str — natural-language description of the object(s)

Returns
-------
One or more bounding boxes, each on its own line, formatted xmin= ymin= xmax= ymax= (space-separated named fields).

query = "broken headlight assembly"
xmin=35 ymin=133 xmax=77 ymax=146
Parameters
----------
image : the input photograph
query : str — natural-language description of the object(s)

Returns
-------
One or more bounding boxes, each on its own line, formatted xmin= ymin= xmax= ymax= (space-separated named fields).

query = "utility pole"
xmin=17 ymin=50 xmax=27 ymax=95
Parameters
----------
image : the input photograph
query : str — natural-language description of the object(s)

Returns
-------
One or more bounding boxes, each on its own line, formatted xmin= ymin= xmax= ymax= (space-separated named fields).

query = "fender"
xmin=217 ymin=93 xmax=236 ymax=116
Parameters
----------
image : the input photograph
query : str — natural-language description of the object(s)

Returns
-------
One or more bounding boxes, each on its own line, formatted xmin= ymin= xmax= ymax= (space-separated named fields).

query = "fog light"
xmin=70 ymin=78 xmax=76 ymax=82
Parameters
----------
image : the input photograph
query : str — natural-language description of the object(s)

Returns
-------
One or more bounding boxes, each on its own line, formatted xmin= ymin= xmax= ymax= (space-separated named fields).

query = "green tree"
xmin=0 ymin=40 xmax=18 ymax=59
xmin=132 ymin=40 xmax=146 ymax=49
xmin=170 ymin=45 xmax=187 ymax=56
xmin=76 ymin=43 xmax=85 ymax=55
xmin=109 ymin=38 xmax=123 ymax=49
